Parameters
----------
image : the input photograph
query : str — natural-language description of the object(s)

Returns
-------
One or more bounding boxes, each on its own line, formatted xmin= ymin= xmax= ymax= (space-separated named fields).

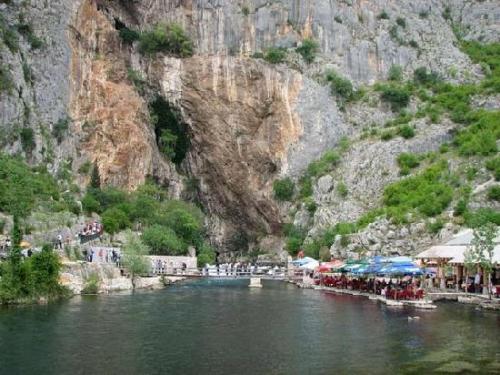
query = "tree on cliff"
xmin=90 ymin=163 xmax=101 ymax=190
xmin=121 ymin=230 xmax=150 ymax=289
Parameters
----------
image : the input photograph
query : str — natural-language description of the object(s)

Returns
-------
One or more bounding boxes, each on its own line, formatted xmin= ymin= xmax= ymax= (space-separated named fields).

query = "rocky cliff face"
xmin=0 ymin=0 xmax=498 ymax=253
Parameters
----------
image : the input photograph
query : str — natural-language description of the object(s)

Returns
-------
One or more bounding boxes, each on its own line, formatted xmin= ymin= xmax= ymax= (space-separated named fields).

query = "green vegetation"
xmin=419 ymin=11 xmax=429 ymax=19
xmin=142 ymin=225 xmax=185 ymax=255
xmin=334 ymin=16 xmax=342 ymax=24
xmin=388 ymin=65 xmax=403 ymax=82
xmin=52 ymin=117 xmax=70 ymax=144
xmin=377 ymin=11 xmax=389 ymax=20
xmin=487 ymin=186 xmax=500 ymax=202
xmin=264 ymin=47 xmax=287 ymax=64
xmin=460 ymin=41 xmax=500 ymax=93
xmin=83 ymin=181 xmax=205 ymax=255
xmin=241 ymin=6 xmax=250 ymax=16
xmin=307 ymin=150 xmax=340 ymax=178
xmin=389 ymin=25 xmax=405 ymax=46
xmin=399 ymin=124 xmax=415 ymax=139
xmin=326 ymin=70 xmax=358 ymax=104
xmin=303 ymin=197 xmax=317 ymax=214
xmin=150 ymin=96 xmax=189 ymax=164
xmin=376 ymin=83 xmax=411 ymax=111
xmin=101 ymin=207 xmax=130 ymax=236
xmin=337 ymin=181 xmax=348 ymax=198
xmin=442 ymin=6 xmax=452 ymax=21
xmin=273 ymin=178 xmax=295 ymax=201
xmin=0 ymin=244 xmax=68 ymax=304
xmin=20 ymin=127 xmax=35 ymax=153
xmin=0 ymin=15 xmax=19 ymax=53
xmin=197 ymin=244 xmax=216 ymax=267
xmin=383 ymin=162 xmax=453 ymax=221
xmin=464 ymin=208 xmax=500 ymax=228
xmin=16 ymin=20 xmax=43 ymax=49
xmin=138 ymin=23 xmax=193 ymax=57
xmin=119 ymin=27 xmax=140 ymax=44
xmin=0 ymin=154 xmax=59 ymax=216
xmin=296 ymin=38 xmax=319 ymax=64
xmin=121 ymin=231 xmax=150 ymax=288
xmin=283 ymin=224 xmax=306 ymax=255
xmin=397 ymin=152 xmax=421 ymax=175
xmin=453 ymin=111 xmax=499 ymax=156
xmin=396 ymin=17 xmax=406 ymax=28
xmin=485 ymin=157 xmax=500 ymax=181
xmin=81 ymin=273 xmax=99 ymax=295
xmin=426 ymin=219 xmax=444 ymax=235
xmin=471 ymin=223 xmax=497 ymax=298
xmin=0 ymin=63 xmax=14 ymax=94
xmin=127 ymin=68 xmax=146 ymax=91
xmin=414 ymin=67 xmax=441 ymax=86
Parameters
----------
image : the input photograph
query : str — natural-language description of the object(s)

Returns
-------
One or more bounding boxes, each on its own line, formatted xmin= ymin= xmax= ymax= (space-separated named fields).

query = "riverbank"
xmin=292 ymin=280 xmax=500 ymax=310
xmin=60 ymin=261 xmax=185 ymax=295
xmin=313 ymin=285 xmax=437 ymax=309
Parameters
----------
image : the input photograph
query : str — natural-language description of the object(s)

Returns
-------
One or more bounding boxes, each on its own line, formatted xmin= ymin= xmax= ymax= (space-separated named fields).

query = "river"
xmin=0 ymin=279 xmax=499 ymax=374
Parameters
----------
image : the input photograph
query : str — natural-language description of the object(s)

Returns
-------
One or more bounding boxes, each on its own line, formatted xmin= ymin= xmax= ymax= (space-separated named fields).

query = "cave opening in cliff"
xmin=149 ymin=96 xmax=190 ymax=166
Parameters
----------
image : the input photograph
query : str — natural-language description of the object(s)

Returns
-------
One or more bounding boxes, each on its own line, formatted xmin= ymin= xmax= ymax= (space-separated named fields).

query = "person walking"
xmin=57 ymin=234 xmax=63 ymax=249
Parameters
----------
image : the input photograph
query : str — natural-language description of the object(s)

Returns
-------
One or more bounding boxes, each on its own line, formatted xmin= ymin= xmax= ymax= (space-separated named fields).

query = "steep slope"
xmin=0 ymin=0 xmax=498 ymax=254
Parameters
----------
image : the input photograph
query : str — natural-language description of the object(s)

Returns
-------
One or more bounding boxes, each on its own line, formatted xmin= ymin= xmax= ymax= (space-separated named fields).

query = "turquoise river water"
xmin=0 ymin=279 xmax=499 ymax=374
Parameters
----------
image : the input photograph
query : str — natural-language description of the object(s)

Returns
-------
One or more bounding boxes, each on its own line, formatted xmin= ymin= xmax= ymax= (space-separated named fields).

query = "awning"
xmin=448 ymin=245 xmax=500 ymax=264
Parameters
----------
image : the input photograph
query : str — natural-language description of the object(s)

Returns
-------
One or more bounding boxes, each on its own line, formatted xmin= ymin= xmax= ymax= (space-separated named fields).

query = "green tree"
xmin=326 ymin=70 xmax=354 ymax=102
xmin=273 ymin=178 xmax=295 ymax=201
xmin=463 ymin=245 xmax=476 ymax=294
xmin=81 ymin=192 xmax=100 ymax=214
xmin=296 ymin=38 xmax=319 ymax=63
xmin=388 ymin=65 xmax=403 ymax=81
xmin=30 ymin=244 xmax=64 ymax=297
xmin=142 ymin=225 xmax=186 ymax=255
xmin=90 ymin=163 xmax=101 ymax=189
xmin=121 ymin=230 xmax=150 ymax=288
xmin=197 ymin=243 xmax=216 ymax=268
xmin=471 ymin=223 xmax=497 ymax=299
xmin=101 ymin=207 xmax=130 ymax=235
xmin=139 ymin=23 xmax=193 ymax=57
xmin=264 ymin=47 xmax=287 ymax=64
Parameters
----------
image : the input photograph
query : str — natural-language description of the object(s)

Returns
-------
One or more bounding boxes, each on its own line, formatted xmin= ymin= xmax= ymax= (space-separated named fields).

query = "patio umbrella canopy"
xmin=316 ymin=261 xmax=345 ymax=273
xmin=292 ymin=257 xmax=316 ymax=267
xmin=378 ymin=263 xmax=423 ymax=276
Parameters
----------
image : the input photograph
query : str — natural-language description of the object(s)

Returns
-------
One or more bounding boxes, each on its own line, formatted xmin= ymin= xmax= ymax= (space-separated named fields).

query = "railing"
xmin=149 ymin=267 xmax=286 ymax=279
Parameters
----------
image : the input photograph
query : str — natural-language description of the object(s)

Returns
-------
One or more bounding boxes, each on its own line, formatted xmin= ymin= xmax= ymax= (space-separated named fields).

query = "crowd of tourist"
xmin=78 ymin=221 xmax=103 ymax=242
xmin=82 ymin=247 xmax=121 ymax=264
xmin=316 ymin=275 xmax=425 ymax=300
xmin=151 ymin=259 xmax=188 ymax=275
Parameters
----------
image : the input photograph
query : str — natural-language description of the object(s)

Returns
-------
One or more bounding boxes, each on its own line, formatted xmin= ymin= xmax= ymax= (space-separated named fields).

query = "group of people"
xmin=151 ymin=259 xmax=187 ymax=275
xmin=82 ymin=248 xmax=120 ymax=265
xmin=204 ymin=262 xmax=257 ymax=276
xmin=317 ymin=275 xmax=425 ymax=300
xmin=79 ymin=221 xmax=103 ymax=237
xmin=78 ymin=221 xmax=103 ymax=244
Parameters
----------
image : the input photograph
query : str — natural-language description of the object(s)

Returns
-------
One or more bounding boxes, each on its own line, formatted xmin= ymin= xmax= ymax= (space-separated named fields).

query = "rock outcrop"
xmin=0 ymin=0 xmax=498 ymax=253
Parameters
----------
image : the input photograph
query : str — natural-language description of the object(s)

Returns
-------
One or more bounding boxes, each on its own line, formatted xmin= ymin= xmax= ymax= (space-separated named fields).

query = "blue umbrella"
xmin=380 ymin=263 xmax=423 ymax=276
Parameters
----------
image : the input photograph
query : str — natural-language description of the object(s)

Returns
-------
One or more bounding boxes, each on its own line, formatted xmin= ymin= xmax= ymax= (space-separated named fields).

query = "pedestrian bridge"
xmin=152 ymin=268 xmax=286 ymax=281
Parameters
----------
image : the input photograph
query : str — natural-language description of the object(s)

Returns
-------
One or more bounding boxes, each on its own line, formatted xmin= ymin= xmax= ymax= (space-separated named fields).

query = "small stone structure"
xmin=249 ymin=277 xmax=263 ymax=288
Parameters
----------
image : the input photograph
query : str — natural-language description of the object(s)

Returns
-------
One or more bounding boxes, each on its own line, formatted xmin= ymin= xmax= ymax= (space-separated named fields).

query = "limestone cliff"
xmin=0 ymin=0 xmax=498 ymax=253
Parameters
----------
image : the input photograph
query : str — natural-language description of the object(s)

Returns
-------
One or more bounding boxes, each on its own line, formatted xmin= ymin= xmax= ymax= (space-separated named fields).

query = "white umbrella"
xmin=301 ymin=260 xmax=319 ymax=270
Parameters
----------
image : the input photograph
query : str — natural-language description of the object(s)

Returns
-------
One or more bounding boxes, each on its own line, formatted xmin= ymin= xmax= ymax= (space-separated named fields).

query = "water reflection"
xmin=0 ymin=280 xmax=498 ymax=374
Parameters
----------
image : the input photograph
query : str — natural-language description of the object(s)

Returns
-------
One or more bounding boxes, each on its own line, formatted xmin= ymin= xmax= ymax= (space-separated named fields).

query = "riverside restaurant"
xmin=415 ymin=229 xmax=500 ymax=295
xmin=292 ymin=256 xmax=428 ymax=302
